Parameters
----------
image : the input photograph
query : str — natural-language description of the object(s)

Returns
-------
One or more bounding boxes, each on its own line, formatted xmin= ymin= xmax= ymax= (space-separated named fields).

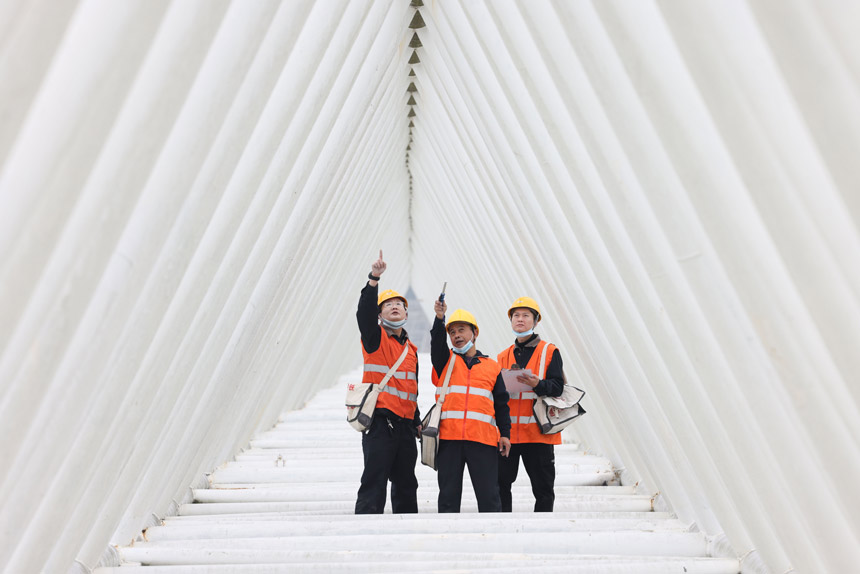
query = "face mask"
xmin=381 ymin=317 xmax=407 ymax=329
xmin=452 ymin=340 xmax=474 ymax=355
xmin=513 ymin=328 xmax=534 ymax=338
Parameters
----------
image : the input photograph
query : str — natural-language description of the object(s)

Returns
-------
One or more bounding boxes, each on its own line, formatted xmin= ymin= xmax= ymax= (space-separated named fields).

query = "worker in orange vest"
xmin=431 ymin=297 xmax=511 ymax=513
xmin=497 ymin=297 xmax=565 ymax=512
xmin=354 ymin=250 xmax=421 ymax=514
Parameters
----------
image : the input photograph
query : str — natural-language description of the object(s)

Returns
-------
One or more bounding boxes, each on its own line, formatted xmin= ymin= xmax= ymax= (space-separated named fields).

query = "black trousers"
xmin=355 ymin=414 xmax=418 ymax=514
xmin=437 ymin=439 xmax=501 ymax=513
xmin=498 ymin=443 xmax=556 ymax=512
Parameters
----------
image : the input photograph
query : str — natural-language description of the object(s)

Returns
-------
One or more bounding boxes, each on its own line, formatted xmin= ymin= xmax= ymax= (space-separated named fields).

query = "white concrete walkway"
xmin=97 ymin=356 xmax=740 ymax=573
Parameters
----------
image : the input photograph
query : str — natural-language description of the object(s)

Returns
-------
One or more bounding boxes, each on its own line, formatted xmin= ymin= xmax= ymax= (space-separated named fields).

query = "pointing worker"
xmin=497 ymin=296 xmax=566 ymax=512
xmin=431 ymin=297 xmax=511 ymax=513
xmin=354 ymin=250 xmax=420 ymax=514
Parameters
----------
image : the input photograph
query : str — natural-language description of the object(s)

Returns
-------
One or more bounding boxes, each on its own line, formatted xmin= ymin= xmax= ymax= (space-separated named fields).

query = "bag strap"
xmin=377 ymin=344 xmax=411 ymax=392
xmin=436 ymin=352 xmax=456 ymax=406
xmin=538 ymin=342 xmax=550 ymax=380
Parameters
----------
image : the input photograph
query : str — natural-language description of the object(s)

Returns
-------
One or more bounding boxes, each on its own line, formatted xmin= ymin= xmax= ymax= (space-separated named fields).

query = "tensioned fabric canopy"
xmin=0 ymin=1 xmax=858 ymax=572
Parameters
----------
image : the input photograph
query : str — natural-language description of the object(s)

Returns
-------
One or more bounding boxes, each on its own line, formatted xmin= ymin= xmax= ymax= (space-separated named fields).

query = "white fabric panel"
xmin=0 ymin=1 xmax=857 ymax=573
xmin=0 ymin=0 xmax=412 ymax=571
xmin=410 ymin=1 xmax=859 ymax=573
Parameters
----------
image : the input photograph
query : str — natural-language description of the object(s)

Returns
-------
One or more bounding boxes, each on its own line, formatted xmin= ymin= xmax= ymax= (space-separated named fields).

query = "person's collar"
xmin=457 ymin=349 xmax=487 ymax=360
xmin=383 ymin=325 xmax=409 ymax=342
xmin=515 ymin=333 xmax=541 ymax=348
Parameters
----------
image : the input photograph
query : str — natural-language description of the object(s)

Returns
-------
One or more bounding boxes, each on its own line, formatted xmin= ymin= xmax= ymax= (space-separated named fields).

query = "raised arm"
xmin=356 ymin=250 xmax=386 ymax=353
xmin=430 ymin=298 xmax=449 ymax=377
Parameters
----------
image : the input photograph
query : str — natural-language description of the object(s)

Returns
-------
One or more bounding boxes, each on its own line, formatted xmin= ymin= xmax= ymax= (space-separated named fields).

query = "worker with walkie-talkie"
xmin=430 ymin=286 xmax=511 ymax=513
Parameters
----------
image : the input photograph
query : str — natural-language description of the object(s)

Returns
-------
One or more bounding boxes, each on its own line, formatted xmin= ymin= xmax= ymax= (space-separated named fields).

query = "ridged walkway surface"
xmin=97 ymin=355 xmax=740 ymax=573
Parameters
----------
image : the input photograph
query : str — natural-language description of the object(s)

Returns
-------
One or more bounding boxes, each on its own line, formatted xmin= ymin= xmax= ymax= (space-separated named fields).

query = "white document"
xmin=501 ymin=369 xmax=535 ymax=393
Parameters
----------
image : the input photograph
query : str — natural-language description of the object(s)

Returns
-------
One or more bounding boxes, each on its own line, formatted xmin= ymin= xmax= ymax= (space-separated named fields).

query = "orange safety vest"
xmin=497 ymin=340 xmax=562 ymax=445
xmin=432 ymin=351 xmax=501 ymax=447
xmin=361 ymin=325 xmax=418 ymax=420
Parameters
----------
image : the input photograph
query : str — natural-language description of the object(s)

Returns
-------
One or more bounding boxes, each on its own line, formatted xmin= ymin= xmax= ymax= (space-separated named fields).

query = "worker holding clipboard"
xmin=496 ymin=296 xmax=568 ymax=512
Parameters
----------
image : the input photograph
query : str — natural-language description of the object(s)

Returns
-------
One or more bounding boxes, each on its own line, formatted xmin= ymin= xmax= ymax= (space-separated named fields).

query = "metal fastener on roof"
xmin=409 ymin=11 xmax=426 ymax=29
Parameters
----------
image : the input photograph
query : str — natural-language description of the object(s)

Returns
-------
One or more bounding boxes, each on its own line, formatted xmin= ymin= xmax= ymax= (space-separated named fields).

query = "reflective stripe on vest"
xmin=381 ymin=386 xmax=418 ymax=402
xmin=440 ymin=410 xmax=497 ymax=426
xmin=497 ymin=340 xmax=562 ymax=445
xmin=443 ymin=385 xmax=493 ymax=400
xmin=363 ymin=364 xmax=417 ymax=380
xmin=361 ymin=326 xmax=419 ymax=420
xmin=432 ymin=351 xmax=502 ymax=447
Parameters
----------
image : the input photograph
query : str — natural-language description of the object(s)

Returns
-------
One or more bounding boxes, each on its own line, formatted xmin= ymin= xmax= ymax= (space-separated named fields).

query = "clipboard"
xmin=501 ymin=368 xmax=535 ymax=393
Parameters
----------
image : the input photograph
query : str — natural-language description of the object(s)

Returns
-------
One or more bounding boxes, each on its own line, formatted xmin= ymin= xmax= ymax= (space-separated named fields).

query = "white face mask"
xmin=513 ymin=328 xmax=534 ymax=338
xmin=381 ymin=317 xmax=407 ymax=329
xmin=452 ymin=340 xmax=474 ymax=355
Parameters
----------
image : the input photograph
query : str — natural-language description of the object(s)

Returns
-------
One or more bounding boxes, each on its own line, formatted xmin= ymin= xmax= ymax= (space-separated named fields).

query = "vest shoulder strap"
xmin=436 ymin=352 xmax=456 ymax=405
xmin=538 ymin=341 xmax=551 ymax=379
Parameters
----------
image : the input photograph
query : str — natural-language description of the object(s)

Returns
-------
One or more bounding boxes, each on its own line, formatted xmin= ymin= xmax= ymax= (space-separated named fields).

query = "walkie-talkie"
xmin=439 ymin=282 xmax=447 ymax=302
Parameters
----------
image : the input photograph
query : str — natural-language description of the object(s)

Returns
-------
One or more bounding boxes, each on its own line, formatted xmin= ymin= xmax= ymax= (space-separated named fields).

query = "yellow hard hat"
xmin=378 ymin=289 xmax=408 ymax=308
xmin=446 ymin=308 xmax=479 ymax=336
xmin=507 ymin=296 xmax=541 ymax=322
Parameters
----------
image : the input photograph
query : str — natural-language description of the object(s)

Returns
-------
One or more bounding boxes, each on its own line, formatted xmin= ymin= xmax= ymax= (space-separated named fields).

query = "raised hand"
xmin=434 ymin=298 xmax=447 ymax=320
xmin=371 ymin=249 xmax=386 ymax=277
